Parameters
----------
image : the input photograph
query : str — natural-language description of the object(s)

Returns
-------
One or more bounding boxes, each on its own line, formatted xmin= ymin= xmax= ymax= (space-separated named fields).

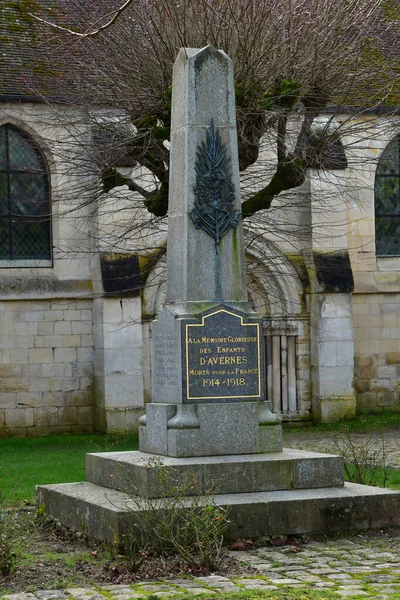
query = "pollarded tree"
xmin=2 ymin=0 xmax=399 ymax=255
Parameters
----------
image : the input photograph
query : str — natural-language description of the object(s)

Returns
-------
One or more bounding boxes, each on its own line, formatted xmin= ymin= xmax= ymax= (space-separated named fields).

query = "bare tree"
xmin=2 ymin=0 xmax=399 ymax=266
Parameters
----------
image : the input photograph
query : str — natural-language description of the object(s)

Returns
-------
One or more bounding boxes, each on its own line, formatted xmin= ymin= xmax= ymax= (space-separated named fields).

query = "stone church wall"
xmin=0 ymin=298 xmax=94 ymax=436
xmin=353 ymin=292 xmax=400 ymax=413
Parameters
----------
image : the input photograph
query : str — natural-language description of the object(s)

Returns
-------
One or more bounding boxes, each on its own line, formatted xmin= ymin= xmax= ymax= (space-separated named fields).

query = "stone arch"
xmin=142 ymin=238 xmax=304 ymax=318
xmin=0 ymin=122 xmax=53 ymax=262
xmin=0 ymin=116 xmax=56 ymax=172
xmin=374 ymin=133 xmax=400 ymax=256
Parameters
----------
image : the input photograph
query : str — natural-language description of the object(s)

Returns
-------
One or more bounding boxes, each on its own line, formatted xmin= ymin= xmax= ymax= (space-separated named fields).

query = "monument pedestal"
xmin=145 ymin=303 xmax=281 ymax=457
xmin=139 ymin=401 xmax=282 ymax=457
xmin=37 ymin=448 xmax=400 ymax=544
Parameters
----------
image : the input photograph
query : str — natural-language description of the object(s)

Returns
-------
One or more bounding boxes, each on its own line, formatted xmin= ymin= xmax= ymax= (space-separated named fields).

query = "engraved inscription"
xmin=184 ymin=307 xmax=264 ymax=402
xmin=154 ymin=333 xmax=179 ymax=389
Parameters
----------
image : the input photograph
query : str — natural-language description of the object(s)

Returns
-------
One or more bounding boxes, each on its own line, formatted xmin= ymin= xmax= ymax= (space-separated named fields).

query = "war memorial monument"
xmin=38 ymin=46 xmax=400 ymax=541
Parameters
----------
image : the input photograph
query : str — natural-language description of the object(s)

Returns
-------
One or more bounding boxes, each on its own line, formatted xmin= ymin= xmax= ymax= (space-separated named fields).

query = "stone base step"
xmin=85 ymin=448 xmax=344 ymax=497
xmin=37 ymin=480 xmax=400 ymax=544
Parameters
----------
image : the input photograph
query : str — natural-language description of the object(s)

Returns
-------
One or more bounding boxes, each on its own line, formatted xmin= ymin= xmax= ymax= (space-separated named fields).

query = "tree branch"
xmin=102 ymin=167 xmax=152 ymax=198
xmin=241 ymin=157 xmax=306 ymax=219
xmin=29 ymin=0 xmax=135 ymax=38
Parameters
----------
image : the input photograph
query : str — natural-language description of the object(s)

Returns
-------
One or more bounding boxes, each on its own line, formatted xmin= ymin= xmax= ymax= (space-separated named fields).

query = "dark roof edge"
xmin=0 ymin=95 xmax=45 ymax=103
xmin=0 ymin=94 xmax=68 ymax=104
xmin=325 ymin=106 xmax=400 ymax=115
xmin=0 ymin=97 xmax=398 ymax=115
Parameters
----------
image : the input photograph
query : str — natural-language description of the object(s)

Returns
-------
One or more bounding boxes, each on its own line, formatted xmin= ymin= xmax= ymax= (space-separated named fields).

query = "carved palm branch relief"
xmin=191 ymin=119 xmax=239 ymax=254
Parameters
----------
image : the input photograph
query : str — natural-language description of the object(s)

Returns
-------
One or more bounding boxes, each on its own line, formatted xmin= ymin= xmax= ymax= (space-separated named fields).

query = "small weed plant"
xmin=119 ymin=457 xmax=230 ymax=571
xmin=0 ymin=484 xmax=18 ymax=576
xmin=330 ymin=426 xmax=388 ymax=487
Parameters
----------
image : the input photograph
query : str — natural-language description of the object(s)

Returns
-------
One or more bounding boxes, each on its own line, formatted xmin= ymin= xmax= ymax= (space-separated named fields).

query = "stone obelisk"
xmin=139 ymin=46 xmax=281 ymax=457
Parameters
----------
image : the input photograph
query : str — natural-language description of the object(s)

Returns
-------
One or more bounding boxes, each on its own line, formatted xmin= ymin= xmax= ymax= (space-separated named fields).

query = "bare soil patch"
xmin=0 ymin=510 xmax=254 ymax=594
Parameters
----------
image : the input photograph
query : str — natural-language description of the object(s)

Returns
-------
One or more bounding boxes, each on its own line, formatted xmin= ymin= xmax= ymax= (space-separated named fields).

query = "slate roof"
xmin=0 ymin=1 xmax=399 ymax=106
xmin=0 ymin=0 xmax=122 ymax=100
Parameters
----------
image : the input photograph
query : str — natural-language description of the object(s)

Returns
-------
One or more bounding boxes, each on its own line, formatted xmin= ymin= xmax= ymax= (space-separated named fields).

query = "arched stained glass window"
xmin=375 ymin=135 xmax=400 ymax=256
xmin=0 ymin=125 xmax=51 ymax=262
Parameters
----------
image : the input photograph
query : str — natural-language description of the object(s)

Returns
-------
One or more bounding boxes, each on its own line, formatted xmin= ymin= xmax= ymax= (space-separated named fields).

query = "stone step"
xmin=85 ymin=449 xmax=344 ymax=497
xmin=37 ymin=480 xmax=400 ymax=544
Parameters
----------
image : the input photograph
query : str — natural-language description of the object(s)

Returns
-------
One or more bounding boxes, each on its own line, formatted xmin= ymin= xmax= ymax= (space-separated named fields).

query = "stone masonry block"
xmin=22 ymin=364 xmax=41 ymax=378
xmin=319 ymin=342 xmax=337 ymax=367
xmin=1 ymin=379 xmax=28 ymax=392
xmin=383 ymin=314 xmax=397 ymax=327
xmin=63 ymin=310 xmax=81 ymax=321
xmin=355 ymin=379 xmax=370 ymax=393
xmin=378 ymin=392 xmax=398 ymax=407
xmin=78 ymin=406 xmax=94 ymax=425
xmin=5 ymin=408 xmax=34 ymax=428
xmin=38 ymin=322 xmax=54 ymax=335
xmin=1 ymin=393 xmax=17 ymax=408
xmin=42 ymin=363 xmax=72 ymax=378
xmin=35 ymin=408 xmax=59 ymax=427
xmin=357 ymin=392 xmax=378 ymax=411
xmin=77 ymin=347 xmax=93 ymax=362
xmin=80 ymin=377 xmax=93 ymax=390
xmin=28 ymin=348 xmax=53 ymax=363
xmin=27 ymin=322 xmax=39 ymax=335
xmin=0 ymin=349 xmax=11 ymax=363
xmin=360 ymin=365 xmax=377 ymax=379
xmin=379 ymin=340 xmax=398 ymax=353
xmin=378 ymin=365 xmax=397 ymax=379
xmin=381 ymin=303 xmax=400 ymax=315
xmin=54 ymin=348 xmax=77 ymax=362
xmin=63 ymin=335 xmax=81 ymax=347
xmin=10 ymin=322 xmax=28 ymax=336
xmin=54 ymin=322 xmax=71 ymax=335
xmin=386 ymin=352 xmax=400 ymax=364
xmin=17 ymin=392 xmax=41 ymax=407
xmin=0 ymin=337 xmax=14 ymax=349
xmin=72 ymin=321 xmax=92 ymax=335
xmin=20 ymin=311 xmax=44 ymax=322
xmin=10 ymin=349 xmax=28 ymax=364
xmin=44 ymin=335 xmax=63 ymax=347
xmin=356 ymin=355 xmax=373 ymax=368
xmin=360 ymin=340 xmax=379 ymax=354
xmin=81 ymin=334 xmax=93 ymax=347
xmin=370 ymin=378 xmax=390 ymax=392
xmin=122 ymin=298 xmax=141 ymax=321
xmin=50 ymin=378 xmax=80 ymax=392
xmin=29 ymin=378 xmax=51 ymax=392
xmin=51 ymin=300 xmax=75 ymax=310
xmin=77 ymin=300 xmax=91 ymax=310
xmin=0 ymin=365 xmax=22 ymax=378
xmin=34 ymin=336 xmax=45 ymax=348
xmin=73 ymin=390 xmax=94 ymax=406
xmin=103 ymin=299 xmax=122 ymax=322
xmin=58 ymin=407 xmax=78 ymax=426
xmin=358 ymin=316 xmax=382 ymax=328
xmin=0 ymin=323 xmax=9 ymax=335
xmin=73 ymin=362 xmax=93 ymax=377
xmin=319 ymin=366 xmax=354 ymax=396
xmin=44 ymin=310 xmax=63 ymax=321
xmin=336 ymin=342 xmax=355 ymax=367
xmin=42 ymin=392 xmax=66 ymax=407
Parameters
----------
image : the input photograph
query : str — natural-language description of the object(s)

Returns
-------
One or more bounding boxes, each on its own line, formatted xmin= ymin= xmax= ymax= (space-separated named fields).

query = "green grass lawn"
xmin=284 ymin=410 xmax=400 ymax=434
xmin=0 ymin=434 xmax=138 ymax=507
xmin=2 ymin=411 xmax=400 ymax=508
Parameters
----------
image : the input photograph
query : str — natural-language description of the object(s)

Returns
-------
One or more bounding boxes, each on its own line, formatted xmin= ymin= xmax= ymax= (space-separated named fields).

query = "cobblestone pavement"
xmin=284 ymin=427 xmax=400 ymax=468
xmin=3 ymin=533 xmax=400 ymax=600
xmin=3 ymin=429 xmax=400 ymax=600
